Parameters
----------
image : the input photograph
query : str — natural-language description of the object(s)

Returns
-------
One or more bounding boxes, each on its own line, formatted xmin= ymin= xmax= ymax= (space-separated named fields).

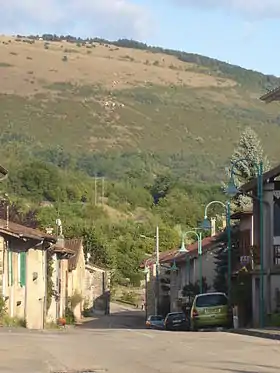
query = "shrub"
xmin=64 ymin=307 xmax=75 ymax=324
xmin=69 ymin=291 xmax=83 ymax=310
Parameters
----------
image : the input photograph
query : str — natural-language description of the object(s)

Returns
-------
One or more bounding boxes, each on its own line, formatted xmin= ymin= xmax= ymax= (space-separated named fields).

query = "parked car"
xmin=146 ymin=315 xmax=164 ymax=329
xmin=190 ymin=292 xmax=233 ymax=331
xmin=164 ymin=312 xmax=189 ymax=331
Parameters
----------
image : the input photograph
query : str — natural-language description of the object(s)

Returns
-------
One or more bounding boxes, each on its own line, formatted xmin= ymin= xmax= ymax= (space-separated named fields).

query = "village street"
xmin=1 ymin=303 xmax=280 ymax=373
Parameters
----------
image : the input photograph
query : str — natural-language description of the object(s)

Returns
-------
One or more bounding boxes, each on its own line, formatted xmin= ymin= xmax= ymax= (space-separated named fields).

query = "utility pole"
xmin=94 ymin=176 xmax=97 ymax=206
xmin=155 ymin=225 xmax=159 ymax=316
xmin=102 ymin=177 xmax=105 ymax=204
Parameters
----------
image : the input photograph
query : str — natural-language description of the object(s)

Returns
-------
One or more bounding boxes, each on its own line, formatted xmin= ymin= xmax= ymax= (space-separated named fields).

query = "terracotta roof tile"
xmin=66 ymin=238 xmax=83 ymax=270
xmin=140 ymin=234 xmax=222 ymax=268
xmin=160 ymin=235 xmax=221 ymax=265
xmin=51 ymin=244 xmax=75 ymax=256
xmin=0 ymin=219 xmax=56 ymax=242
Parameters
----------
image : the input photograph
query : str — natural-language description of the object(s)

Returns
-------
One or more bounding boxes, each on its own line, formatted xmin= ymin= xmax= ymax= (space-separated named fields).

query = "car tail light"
xmin=192 ymin=309 xmax=199 ymax=318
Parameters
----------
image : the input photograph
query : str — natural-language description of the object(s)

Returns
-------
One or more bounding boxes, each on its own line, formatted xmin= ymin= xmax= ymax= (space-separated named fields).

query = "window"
xmin=240 ymin=230 xmax=251 ymax=256
xmin=274 ymin=245 xmax=280 ymax=266
xmin=273 ymin=197 xmax=280 ymax=236
xmin=149 ymin=316 xmax=164 ymax=321
xmin=196 ymin=293 xmax=228 ymax=307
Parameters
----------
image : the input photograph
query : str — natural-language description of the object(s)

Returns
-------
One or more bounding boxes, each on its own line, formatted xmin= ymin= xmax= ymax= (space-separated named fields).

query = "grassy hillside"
xmin=1 ymin=34 xmax=280 ymax=182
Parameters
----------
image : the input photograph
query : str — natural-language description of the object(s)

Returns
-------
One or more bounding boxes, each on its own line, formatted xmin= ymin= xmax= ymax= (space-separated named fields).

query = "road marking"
xmin=126 ymin=329 xmax=154 ymax=339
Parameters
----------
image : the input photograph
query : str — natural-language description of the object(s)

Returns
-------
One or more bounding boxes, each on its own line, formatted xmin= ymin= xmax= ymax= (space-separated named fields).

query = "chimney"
xmin=210 ymin=217 xmax=216 ymax=237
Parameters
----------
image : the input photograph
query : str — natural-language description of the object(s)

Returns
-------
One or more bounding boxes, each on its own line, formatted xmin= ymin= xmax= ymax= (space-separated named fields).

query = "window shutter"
xmin=20 ymin=252 xmax=26 ymax=287
xmin=8 ymin=250 xmax=13 ymax=286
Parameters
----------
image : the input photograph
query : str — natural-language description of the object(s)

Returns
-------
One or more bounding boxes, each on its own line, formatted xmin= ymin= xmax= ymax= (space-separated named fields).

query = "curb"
xmin=229 ymin=329 xmax=280 ymax=341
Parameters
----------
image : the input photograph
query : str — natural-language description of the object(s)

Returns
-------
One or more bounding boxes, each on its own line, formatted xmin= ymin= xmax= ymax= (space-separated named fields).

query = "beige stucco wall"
xmin=0 ymin=237 xmax=3 ymax=309
xmin=47 ymin=255 xmax=70 ymax=322
xmin=2 ymin=242 xmax=26 ymax=321
xmin=60 ymin=258 xmax=68 ymax=318
xmin=68 ymin=250 xmax=85 ymax=321
xmin=25 ymin=248 xmax=46 ymax=329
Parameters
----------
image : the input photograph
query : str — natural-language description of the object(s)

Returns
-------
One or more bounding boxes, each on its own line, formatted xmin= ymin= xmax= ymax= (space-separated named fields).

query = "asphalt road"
xmin=1 ymin=304 xmax=280 ymax=373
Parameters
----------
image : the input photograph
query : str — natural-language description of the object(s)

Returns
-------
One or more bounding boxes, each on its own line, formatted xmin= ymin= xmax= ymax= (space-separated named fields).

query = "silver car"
xmin=146 ymin=315 xmax=164 ymax=329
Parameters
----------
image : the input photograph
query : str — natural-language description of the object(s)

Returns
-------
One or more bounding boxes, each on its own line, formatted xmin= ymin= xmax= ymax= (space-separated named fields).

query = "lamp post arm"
xmin=183 ymin=230 xmax=200 ymax=242
xmin=204 ymin=200 xmax=227 ymax=218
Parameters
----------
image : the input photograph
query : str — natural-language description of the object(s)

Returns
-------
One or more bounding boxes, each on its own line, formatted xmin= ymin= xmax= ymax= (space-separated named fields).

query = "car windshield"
xmin=168 ymin=313 xmax=186 ymax=321
xmin=196 ymin=294 xmax=228 ymax=307
xmin=150 ymin=316 xmax=163 ymax=321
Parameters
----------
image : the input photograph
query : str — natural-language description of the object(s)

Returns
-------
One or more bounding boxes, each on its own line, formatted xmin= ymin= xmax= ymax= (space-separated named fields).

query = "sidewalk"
xmin=230 ymin=327 xmax=280 ymax=340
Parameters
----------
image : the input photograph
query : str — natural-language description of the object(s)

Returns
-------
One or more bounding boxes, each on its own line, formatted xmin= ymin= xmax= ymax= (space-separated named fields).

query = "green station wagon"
xmin=190 ymin=292 xmax=233 ymax=330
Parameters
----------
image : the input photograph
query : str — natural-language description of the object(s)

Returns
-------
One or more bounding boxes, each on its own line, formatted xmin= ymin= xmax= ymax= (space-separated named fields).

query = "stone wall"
xmin=83 ymin=265 xmax=109 ymax=313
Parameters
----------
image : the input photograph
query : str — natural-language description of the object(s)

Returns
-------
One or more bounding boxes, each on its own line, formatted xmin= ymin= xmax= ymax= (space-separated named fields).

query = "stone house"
xmin=46 ymin=241 xmax=75 ymax=323
xmin=0 ymin=219 xmax=56 ymax=329
xmin=83 ymin=263 xmax=110 ymax=315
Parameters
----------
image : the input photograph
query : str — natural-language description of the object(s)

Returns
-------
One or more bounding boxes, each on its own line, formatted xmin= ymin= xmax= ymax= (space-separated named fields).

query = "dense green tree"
xmin=225 ymin=126 xmax=270 ymax=211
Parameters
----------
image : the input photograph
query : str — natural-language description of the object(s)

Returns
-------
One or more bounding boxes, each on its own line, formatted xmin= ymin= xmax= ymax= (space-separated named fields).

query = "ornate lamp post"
xmin=201 ymin=200 xmax=231 ymax=301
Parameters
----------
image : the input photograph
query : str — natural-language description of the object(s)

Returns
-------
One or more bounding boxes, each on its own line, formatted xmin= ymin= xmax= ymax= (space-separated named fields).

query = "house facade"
xmin=143 ymin=233 xmax=222 ymax=316
xmin=161 ymin=235 xmax=222 ymax=313
xmin=0 ymin=219 xmax=56 ymax=329
xmin=240 ymin=164 xmax=280 ymax=326
xmin=66 ymin=239 xmax=86 ymax=321
xmin=0 ymin=217 xmax=109 ymax=328
xmin=46 ymin=240 xmax=75 ymax=323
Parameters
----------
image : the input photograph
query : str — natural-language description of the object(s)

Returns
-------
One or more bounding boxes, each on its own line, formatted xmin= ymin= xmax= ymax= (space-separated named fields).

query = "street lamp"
xmin=140 ymin=226 xmax=160 ymax=316
xmin=201 ymin=200 xmax=231 ymax=301
xmin=226 ymin=159 xmax=264 ymax=328
xmin=178 ymin=234 xmax=189 ymax=287
xmin=142 ymin=264 xmax=150 ymax=320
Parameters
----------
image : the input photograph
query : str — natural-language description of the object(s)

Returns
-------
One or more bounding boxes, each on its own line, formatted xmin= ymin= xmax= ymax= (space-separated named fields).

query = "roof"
xmin=231 ymin=210 xmax=253 ymax=220
xmin=240 ymin=163 xmax=280 ymax=193
xmin=86 ymin=263 xmax=107 ymax=272
xmin=140 ymin=249 xmax=176 ymax=268
xmin=161 ymin=235 xmax=221 ymax=265
xmin=0 ymin=165 xmax=8 ymax=181
xmin=66 ymin=238 xmax=83 ymax=270
xmin=51 ymin=243 xmax=75 ymax=256
xmin=0 ymin=219 xmax=56 ymax=242
xmin=260 ymin=86 xmax=280 ymax=103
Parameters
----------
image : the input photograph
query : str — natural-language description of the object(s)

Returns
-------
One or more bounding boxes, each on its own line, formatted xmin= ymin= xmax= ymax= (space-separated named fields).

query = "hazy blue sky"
xmin=1 ymin=0 xmax=279 ymax=75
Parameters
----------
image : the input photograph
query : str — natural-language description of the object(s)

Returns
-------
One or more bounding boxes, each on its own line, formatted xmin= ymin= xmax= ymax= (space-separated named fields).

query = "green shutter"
xmin=20 ymin=252 xmax=26 ymax=287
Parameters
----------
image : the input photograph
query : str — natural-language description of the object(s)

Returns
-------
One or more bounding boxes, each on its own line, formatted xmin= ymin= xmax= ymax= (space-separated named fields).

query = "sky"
xmin=0 ymin=0 xmax=280 ymax=76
